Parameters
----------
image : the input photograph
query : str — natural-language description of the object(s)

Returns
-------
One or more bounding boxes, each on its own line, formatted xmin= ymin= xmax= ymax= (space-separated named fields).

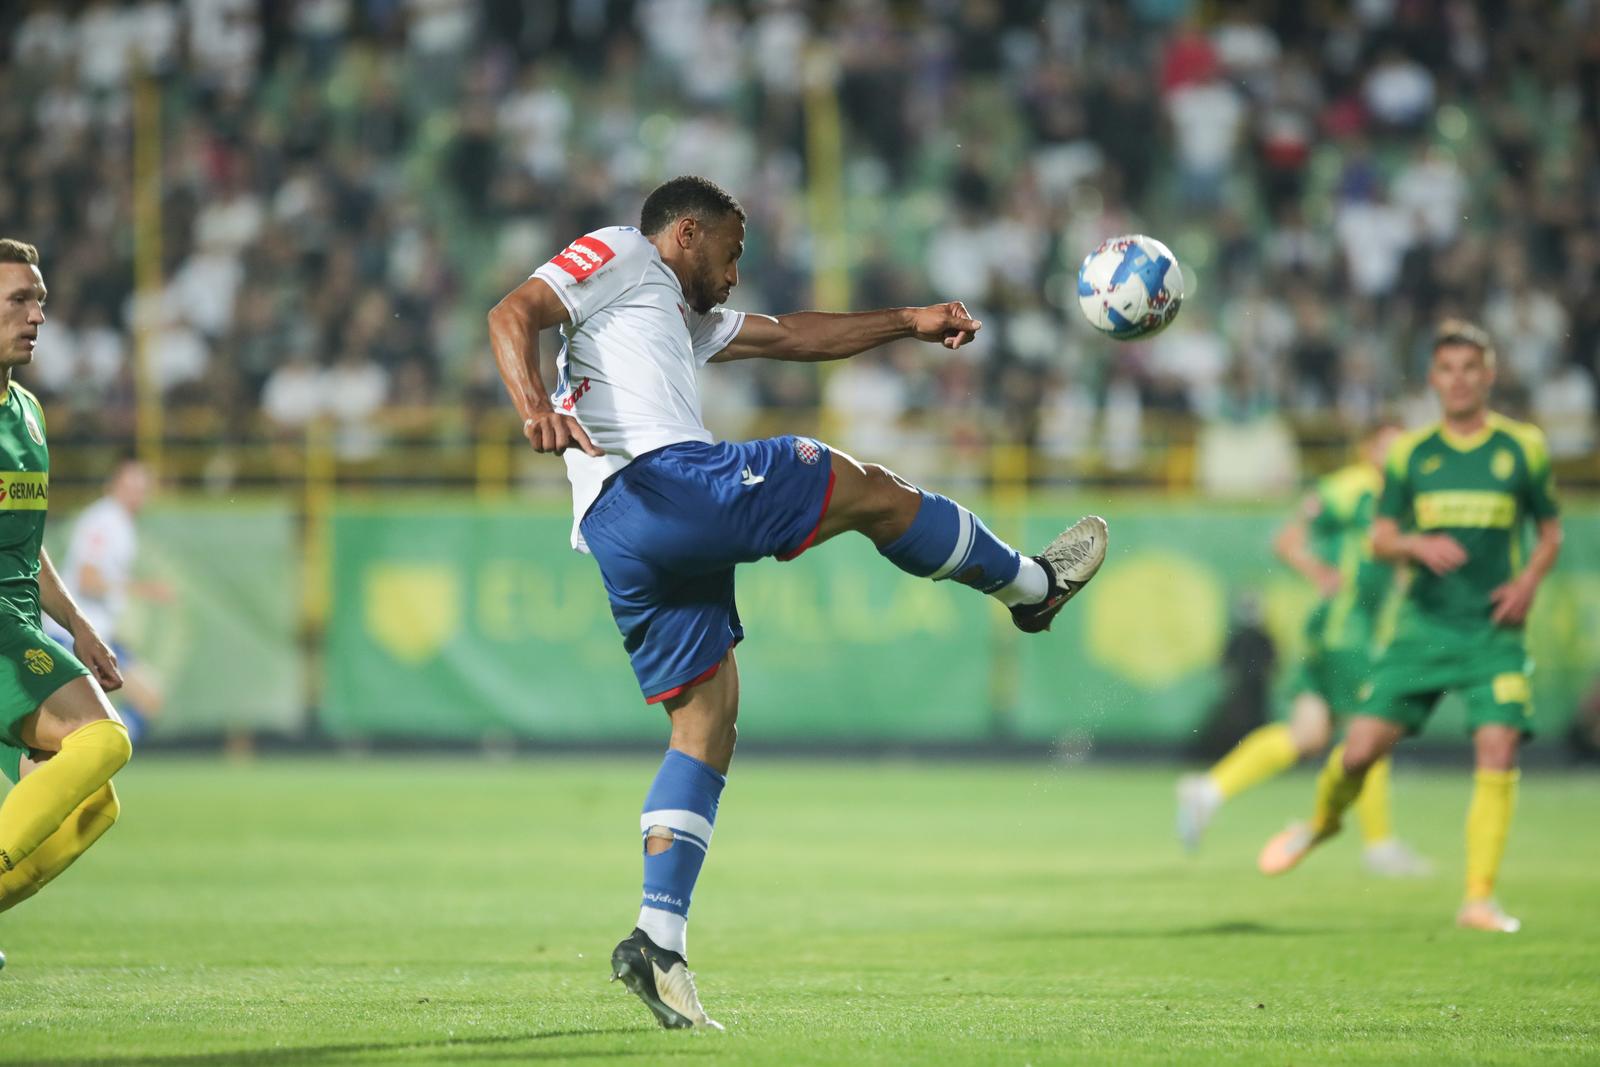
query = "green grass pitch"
xmin=1 ymin=758 xmax=1596 ymax=1065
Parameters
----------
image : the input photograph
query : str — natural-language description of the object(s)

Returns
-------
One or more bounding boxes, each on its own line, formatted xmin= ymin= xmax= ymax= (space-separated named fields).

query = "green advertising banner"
xmin=324 ymin=500 xmax=1600 ymax=746
xmin=47 ymin=500 xmax=305 ymax=736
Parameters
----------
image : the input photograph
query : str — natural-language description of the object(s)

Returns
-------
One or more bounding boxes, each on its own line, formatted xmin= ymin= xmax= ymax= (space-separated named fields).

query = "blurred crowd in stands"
xmin=5 ymin=0 xmax=1599 ymax=488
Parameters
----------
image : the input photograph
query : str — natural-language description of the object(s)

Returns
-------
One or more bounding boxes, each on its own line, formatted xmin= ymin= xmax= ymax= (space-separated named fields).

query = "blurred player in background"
xmin=0 ymin=239 xmax=131 ymax=933
xmin=1260 ymin=321 xmax=1563 ymax=933
xmin=489 ymin=176 xmax=1108 ymax=1029
xmin=1177 ymin=420 xmax=1431 ymax=877
xmin=46 ymin=457 xmax=172 ymax=745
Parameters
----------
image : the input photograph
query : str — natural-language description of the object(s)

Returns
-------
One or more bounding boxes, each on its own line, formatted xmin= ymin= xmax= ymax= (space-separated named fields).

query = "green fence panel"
xmin=325 ymin=500 xmax=1600 ymax=745
xmin=323 ymin=505 xmax=991 ymax=740
xmin=48 ymin=500 xmax=305 ymax=736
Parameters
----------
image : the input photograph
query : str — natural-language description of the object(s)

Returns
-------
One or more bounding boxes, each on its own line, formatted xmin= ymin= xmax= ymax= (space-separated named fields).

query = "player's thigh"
xmin=1286 ymin=690 xmax=1332 ymax=753
xmin=18 ymin=677 xmax=117 ymax=752
xmin=0 ymin=622 xmax=100 ymax=754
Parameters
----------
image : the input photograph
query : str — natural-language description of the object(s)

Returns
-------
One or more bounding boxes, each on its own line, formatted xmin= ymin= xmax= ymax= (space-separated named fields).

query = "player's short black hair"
xmin=639 ymin=176 xmax=746 ymax=237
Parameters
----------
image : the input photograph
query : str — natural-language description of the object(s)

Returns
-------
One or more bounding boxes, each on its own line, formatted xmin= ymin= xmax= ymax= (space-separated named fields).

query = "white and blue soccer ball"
xmin=1075 ymin=235 xmax=1184 ymax=340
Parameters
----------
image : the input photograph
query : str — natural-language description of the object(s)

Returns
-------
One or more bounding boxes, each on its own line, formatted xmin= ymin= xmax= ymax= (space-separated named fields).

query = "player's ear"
xmin=675 ymin=215 xmax=697 ymax=249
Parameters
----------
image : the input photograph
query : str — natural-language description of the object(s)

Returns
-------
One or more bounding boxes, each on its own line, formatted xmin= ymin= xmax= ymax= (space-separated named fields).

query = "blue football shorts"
xmin=580 ymin=435 xmax=835 ymax=703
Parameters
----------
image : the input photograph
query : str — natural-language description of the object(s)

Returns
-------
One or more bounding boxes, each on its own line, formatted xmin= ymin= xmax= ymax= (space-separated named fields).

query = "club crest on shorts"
xmin=793 ymin=437 xmax=821 ymax=465
xmin=22 ymin=406 xmax=43 ymax=446
xmin=23 ymin=648 xmax=53 ymax=675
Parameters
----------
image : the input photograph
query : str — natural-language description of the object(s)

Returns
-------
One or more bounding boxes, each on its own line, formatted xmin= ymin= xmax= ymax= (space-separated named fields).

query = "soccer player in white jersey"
xmin=51 ymin=457 xmax=169 ymax=742
xmin=488 ymin=177 xmax=1107 ymax=1030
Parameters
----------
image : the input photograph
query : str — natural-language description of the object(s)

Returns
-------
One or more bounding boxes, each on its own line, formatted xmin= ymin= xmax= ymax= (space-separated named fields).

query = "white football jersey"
xmin=532 ymin=226 xmax=746 ymax=551
xmin=63 ymin=496 xmax=138 ymax=640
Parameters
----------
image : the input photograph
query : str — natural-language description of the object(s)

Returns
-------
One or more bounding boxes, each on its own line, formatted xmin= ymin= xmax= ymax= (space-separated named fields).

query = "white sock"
xmin=992 ymin=555 xmax=1049 ymax=607
xmin=637 ymin=905 xmax=687 ymax=957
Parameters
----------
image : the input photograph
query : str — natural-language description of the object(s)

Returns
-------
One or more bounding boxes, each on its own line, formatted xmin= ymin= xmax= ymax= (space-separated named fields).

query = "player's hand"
xmin=1489 ymin=576 xmax=1538 ymax=626
xmin=72 ymin=627 xmax=122 ymax=693
xmin=909 ymin=302 xmax=982 ymax=350
xmin=1313 ymin=564 xmax=1343 ymax=598
xmin=523 ymin=411 xmax=604 ymax=457
xmin=1407 ymin=533 xmax=1468 ymax=576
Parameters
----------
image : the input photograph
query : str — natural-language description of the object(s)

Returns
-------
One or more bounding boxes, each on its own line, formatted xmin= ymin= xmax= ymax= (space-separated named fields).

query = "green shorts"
xmin=0 ymin=617 xmax=90 ymax=758
xmin=1358 ymin=644 xmax=1533 ymax=737
xmin=1290 ymin=647 xmax=1370 ymax=715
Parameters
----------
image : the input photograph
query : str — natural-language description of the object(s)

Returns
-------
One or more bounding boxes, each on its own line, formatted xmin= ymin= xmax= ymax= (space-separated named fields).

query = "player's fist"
xmin=909 ymin=302 xmax=982 ymax=350
xmin=523 ymin=411 xmax=604 ymax=457
xmin=1407 ymin=533 xmax=1468 ymax=576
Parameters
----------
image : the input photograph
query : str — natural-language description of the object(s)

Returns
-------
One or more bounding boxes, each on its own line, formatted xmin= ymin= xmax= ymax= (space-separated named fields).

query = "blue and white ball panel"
xmin=1076 ymin=234 xmax=1184 ymax=340
xmin=579 ymin=436 xmax=834 ymax=701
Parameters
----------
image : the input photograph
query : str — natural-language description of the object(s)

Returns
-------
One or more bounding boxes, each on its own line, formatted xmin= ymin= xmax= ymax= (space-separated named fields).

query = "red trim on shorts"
xmin=644 ymin=639 xmax=743 ymax=705
xmin=775 ymin=469 xmax=836 ymax=562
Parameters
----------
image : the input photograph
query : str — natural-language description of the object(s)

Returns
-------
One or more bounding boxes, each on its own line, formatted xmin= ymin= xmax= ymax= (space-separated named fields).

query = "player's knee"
xmin=1341 ymin=743 xmax=1379 ymax=775
xmin=858 ymin=463 xmax=919 ymax=529
xmin=1290 ymin=716 xmax=1331 ymax=755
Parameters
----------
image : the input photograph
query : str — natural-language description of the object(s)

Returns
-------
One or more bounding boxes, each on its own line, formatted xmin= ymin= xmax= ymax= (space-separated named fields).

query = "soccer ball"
xmin=1075 ymin=235 xmax=1184 ymax=340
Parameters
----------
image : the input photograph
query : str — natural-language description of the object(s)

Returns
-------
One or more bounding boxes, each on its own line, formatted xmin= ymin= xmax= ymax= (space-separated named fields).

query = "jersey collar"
xmin=1438 ymin=416 xmax=1495 ymax=452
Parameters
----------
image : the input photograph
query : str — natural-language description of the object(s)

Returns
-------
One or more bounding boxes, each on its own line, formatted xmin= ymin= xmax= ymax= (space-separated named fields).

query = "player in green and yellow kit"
xmin=1259 ymin=320 xmax=1563 ymax=934
xmin=0 ymin=240 xmax=132 ymax=963
xmin=1176 ymin=422 xmax=1429 ymax=876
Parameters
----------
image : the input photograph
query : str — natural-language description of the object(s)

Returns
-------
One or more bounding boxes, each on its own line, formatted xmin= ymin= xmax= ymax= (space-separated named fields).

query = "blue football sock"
xmin=636 ymin=748 xmax=725 ymax=957
xmin=878 ymin=490 xmax=1023 ymax=594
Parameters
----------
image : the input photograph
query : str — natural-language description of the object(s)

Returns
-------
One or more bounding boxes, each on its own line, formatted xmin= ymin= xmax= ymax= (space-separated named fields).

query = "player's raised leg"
xmin=0 ymin=679 xmax=129 ymax=876
xmin=1258 ymin=714 xmax=1403 ymax=875
xmin=1457 ymin=723 xmax=1521 ymax=932
xmin=1178 ymin=691 xmax=1329 ymax=852
xmin=813 ymin=450 xmax=1107 ymax=631
xmin=610 ymin=649 xmax=737 ymax=1030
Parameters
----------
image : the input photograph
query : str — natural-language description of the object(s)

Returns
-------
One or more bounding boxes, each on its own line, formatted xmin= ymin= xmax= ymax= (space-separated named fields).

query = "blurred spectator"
xmin=0 ymin=0 xmax=1592 ymax=489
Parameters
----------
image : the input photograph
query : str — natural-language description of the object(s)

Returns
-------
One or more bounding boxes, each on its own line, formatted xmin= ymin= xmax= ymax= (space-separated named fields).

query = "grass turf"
xmin=0 ymin=758 xmax=1596 ymax=1065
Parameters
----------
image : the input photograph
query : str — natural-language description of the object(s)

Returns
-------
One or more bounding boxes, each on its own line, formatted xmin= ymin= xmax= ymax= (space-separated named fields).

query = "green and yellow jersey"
xmin=1302 ymin=462 xmax=1391 ymax=653
xmin=0 ymin=382 xmax=50 ymax=624
xmin=1377 ymin=413 xmax=1558 ymax=665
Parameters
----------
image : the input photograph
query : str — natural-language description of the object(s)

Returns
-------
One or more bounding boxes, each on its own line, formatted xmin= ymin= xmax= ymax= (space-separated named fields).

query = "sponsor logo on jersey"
xmin=793 ymin=437 xmax=821 ymax=465
xmin=740 ymin=467 xmax=765 ymax=487
xmin=23 ymin=648 xmax=53 ymax=675
xmin=1492 ymin=448 xmax=1515 ymax=481
xmin=1414 ymin=490 xmax=1515 ymax=530
xmin=558 ymin=376 xmax=592 ymax=412
xmin=22 ymin=406 xmax=43 ymax=446
xmin=548 ymin=236 xmax=616 ymax=282
xmin=0 ymin=472 xmax=48 ymax=510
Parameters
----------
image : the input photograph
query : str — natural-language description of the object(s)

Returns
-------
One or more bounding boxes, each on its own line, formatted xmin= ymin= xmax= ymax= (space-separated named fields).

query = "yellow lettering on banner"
xmin=363 ymin=563 xmax=460 ymax=663
xmin=0 ymin=471 xmax=49 ymax=510
xmin=1491 ymin=672 xmax=1531 ymax=707
xmin=1414 ymin=491 xmax=1515 ymax=530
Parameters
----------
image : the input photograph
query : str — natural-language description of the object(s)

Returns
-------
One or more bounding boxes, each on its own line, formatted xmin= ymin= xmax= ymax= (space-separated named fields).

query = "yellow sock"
xmin=1354 ymin=755 xmax=1394 ymax=846
xmin=1310 ymin=744 xmax=1365 ymax=838
xmin=0 ymin=783 xmax=119 ymax=914
xmin=0 ymin=718 xmax=130 ymax=872
xmin=1209 ymin=723 xmax=1300 ymax=799
xmin=1465 ymin=768 xmax=1518 ymax=901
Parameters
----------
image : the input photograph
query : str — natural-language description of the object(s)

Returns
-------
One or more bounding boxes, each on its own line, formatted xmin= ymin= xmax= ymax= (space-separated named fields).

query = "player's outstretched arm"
xmin=37 ymin=548 xmax=121 ymax=692
xmin=708 ymin=302 xmax=981 ymax=363
xmin=487 ymin=276 xmax=602 ymax=457
xmin=1490 ymin=516 xmax=1562 ymax=625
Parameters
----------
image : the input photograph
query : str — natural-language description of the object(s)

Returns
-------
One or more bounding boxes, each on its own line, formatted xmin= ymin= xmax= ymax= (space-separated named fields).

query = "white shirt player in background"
xmin=488 ymin=175 xmax=1108 ymax=1031
xmin=48 ymin=458 xmax=173 ymax=741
